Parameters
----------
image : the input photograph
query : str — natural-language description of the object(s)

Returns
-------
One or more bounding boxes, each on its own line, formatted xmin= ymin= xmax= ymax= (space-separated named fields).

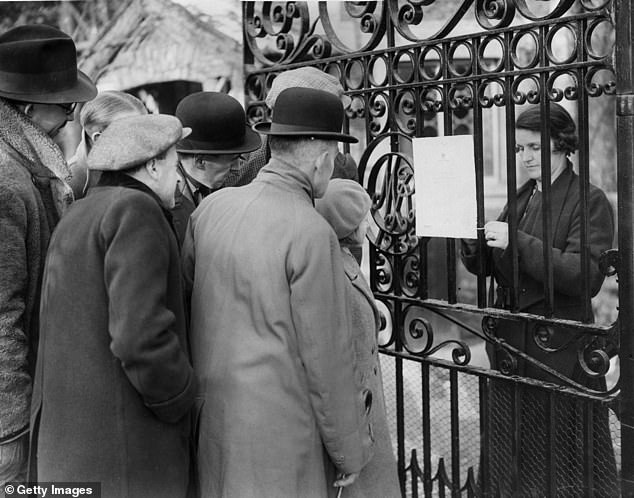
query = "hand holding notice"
xmin=334 ymin=472 xmax=359 ymax=490
xmin=484 ymin=221 xmax=509 ymax=250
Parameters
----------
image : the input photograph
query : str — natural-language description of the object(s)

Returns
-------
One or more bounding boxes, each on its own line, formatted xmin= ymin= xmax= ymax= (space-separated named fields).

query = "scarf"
xmin=0 ymin=98 xmax=74 ymax=216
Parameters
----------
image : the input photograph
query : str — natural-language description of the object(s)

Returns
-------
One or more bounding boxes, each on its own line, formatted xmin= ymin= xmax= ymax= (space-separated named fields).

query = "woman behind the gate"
xmin=461 ymin=103 xmax=617 ymax=496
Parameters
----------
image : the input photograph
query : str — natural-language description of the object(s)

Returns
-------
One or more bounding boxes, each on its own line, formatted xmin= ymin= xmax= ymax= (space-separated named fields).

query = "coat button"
xmin=373 ymin=366 xmax=378 ymax=375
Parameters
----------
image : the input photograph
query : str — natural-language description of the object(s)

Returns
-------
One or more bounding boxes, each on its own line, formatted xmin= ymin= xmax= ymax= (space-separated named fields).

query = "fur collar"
xmin=0 ymin=98 xmax=74 ymax=215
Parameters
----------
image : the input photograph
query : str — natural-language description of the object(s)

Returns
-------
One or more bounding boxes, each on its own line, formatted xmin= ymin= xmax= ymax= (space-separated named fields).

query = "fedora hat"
xmin=253 ymin=88 xmax=358 ymax=144
xmin=175 ymin=92 xmax=261 ymax=155
xmin=0 ymin=24 xmax=97 ymax=104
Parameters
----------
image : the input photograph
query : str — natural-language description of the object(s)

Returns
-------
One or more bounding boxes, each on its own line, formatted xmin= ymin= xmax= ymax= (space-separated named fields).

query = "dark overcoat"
xmin=461 ymin=165 xmax=617 ymax=496
xmin=461 ymin=164 xmax=614 ymax=383
xmin=31 ymin=173 xmax=196 ymax=497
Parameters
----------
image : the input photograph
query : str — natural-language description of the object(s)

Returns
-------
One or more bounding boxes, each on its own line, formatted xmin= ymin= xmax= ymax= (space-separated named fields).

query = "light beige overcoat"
xmin=182 ymin=158 xmax=373 ymax=498
xmin=339 ymin=247 xmax=401 ymax=498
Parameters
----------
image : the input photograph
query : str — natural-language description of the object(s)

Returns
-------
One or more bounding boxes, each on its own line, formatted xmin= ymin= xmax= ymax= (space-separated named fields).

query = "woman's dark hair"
xmin=515 ymin=103 xmax=578 ymax=156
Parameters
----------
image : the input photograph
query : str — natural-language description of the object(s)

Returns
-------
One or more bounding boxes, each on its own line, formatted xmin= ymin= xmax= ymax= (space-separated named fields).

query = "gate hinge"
xmin=617 ymin=94 xmax=634 ymax=116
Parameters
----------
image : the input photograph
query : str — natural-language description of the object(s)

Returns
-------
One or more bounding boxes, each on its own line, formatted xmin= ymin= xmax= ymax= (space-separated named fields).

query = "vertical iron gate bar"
xmin=422 ymin=362 xmax=432 ymax=497
xmin=418 ymin=237 xmax=429 ymax=300
xmin=584 ymin=398 xmax=595 ymax=498
xmin=472 ymin=74 xmax=487 ymax=308
xmin=538 ymin=70 xmax=555 ymax=318
xmin=447 ymin=239 xmax=457 ymax=304
xmin=616 ymin=0 xmax=634 ymax=493
xmin=395 ymin=300 xmax=406 ymax=494
xmin=443 ymin=82 xmax=457 ymax=305
xmin=547 ymin=391 xmax=556 ymax=497
xmin=504 ymin=28 xmax=520 ymax=311
xmin=449 ymin=369 xmax=460 ymax=498
xmin=439 ymin=470 xmax=446 ymax=498
xmin=576 ymin=18 xmax=593 ymax=323
xmin=511 ymin=382 xmax=521 ymax=492
xmin=478 ymin=376 xmax=490 ymax=497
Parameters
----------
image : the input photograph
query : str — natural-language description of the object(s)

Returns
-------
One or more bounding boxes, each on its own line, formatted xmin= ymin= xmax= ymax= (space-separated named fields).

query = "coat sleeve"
xmin=460 ymin=237 xmax=492 ymax=276
xmin=0 ymin=186 xmax=31 ymax=439
xmin=287 ymin=217 xmax=373 ymax=474
xmin=102 ymin=194 xmax=195 ymax=423
xmin=181 ymin=216 xmax=195 ymax=301
xmin=494 ymin=187 xmax=614 ymax=297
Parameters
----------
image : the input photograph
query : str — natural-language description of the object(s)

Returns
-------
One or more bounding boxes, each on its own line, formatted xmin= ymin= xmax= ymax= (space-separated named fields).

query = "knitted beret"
xmin=87 ymin=114 xmax=191 ymax=171
xmin=265 ymin=66 xmax=352 ymax=109
xmin=315 ymin=179 xmax=372 ymax=240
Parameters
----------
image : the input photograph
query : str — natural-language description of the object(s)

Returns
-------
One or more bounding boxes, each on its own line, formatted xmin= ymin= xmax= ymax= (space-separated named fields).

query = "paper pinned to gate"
xmin=413 ymin=135 xmax=478 ymax=239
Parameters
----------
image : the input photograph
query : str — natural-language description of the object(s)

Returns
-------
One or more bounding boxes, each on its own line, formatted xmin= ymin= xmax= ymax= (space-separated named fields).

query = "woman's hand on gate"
xmin=484 ymin=221 xmax=509 ymax=250
xmin=334 ymin=472 xmax=359 ymax=488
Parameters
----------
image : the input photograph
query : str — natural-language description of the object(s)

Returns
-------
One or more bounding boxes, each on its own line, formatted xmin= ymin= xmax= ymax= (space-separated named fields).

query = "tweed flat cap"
xmin=315 ymin=179 xmax=372 ymax=239
xmin=87 ymin=114 xmax=191 ymax=171
xmin=265 ymin=67 xmax=352 ymax=109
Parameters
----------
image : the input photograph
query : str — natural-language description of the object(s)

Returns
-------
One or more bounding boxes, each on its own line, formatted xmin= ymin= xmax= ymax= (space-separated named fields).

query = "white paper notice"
xmin=413 ymin=135 xmax=477 ymax=239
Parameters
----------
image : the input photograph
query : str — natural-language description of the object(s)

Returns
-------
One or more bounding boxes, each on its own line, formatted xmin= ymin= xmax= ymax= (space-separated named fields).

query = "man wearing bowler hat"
xmin=33 ymin=115 xmax=196 ymax=497
xmin=182 ymin=87 xmax=372 ymax=497
xmin=0 ymin=24 xmax=96 ymax=484
xmin=227 ymin=66 xmax=359 ymax=187
xmin=171 ymin=91 xmax=261 ymax=242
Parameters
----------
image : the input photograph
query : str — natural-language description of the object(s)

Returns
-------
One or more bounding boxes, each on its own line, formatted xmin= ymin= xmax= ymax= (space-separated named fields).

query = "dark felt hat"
xmin=175 ymin=92 xmax=261 ymax=155
xmin=253 ymin=88 xmax=358 ymax=144
xmin=87 ymin=114 xmax=191 ymax=171
xmin=0 ymin=24 xmax=97 ymax=104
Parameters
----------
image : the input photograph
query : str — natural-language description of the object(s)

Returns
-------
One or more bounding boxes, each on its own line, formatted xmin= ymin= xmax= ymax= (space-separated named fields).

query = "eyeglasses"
xmin=55 ymin=102 xmax=77 ymax=116
xmin=194 ymin=154 xmax=245 ymax=165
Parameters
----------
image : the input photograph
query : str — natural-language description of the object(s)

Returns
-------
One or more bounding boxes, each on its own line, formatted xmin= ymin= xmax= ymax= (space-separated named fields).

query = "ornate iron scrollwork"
xmin=403 ymin=306 xmax=472 ymax=365
xmin=360 ymin=133 xmax=418 ymax=256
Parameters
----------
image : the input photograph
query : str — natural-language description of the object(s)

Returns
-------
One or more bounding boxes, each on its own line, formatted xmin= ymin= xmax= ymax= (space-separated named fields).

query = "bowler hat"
xmin=176 ymin=92 xmax=261 ymax=155
xmin=253 ymin=88 xmax=358 ymax=144
xmin=0 ymin=24 xmax=97 ymax=104
xmin=87 ymin=114 xmax=191 ymax=171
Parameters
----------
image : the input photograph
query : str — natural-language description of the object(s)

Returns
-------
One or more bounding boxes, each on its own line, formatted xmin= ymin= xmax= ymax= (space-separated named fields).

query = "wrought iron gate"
xmin=242 ymin=1 xmax=633 ymax=495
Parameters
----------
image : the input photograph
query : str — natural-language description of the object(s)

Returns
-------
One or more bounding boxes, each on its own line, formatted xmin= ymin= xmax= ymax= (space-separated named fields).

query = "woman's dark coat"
xmin=461 ymin=164 xmax=617 ymax=496
xmin=461 ymin=164 xmax=614 ymax=383
xmin=31 ymin=174 xmax=196 ymax=497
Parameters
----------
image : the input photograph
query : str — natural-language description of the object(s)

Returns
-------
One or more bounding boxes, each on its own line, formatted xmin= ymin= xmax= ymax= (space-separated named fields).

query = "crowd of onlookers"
xmin=0 ymin=24 xmax=399 ymax=498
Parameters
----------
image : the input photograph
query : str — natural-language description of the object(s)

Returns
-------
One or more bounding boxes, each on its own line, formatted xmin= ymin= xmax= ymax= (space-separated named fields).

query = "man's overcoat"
xmin=0 ymin=99 xmax=72 ymax=444
xmin=182 ymin=158 xmax=373 ymax=498
xmin=32 ymin=174 xmax=196 ymax=497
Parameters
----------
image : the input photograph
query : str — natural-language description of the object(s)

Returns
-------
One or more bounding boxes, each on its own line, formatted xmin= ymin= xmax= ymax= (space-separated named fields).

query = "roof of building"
xmin=79 ymin=0 xmax=241 ymax=92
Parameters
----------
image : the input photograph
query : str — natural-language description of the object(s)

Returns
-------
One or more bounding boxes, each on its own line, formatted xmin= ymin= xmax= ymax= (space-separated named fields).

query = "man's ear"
xmin=91 ymin=131 xmax=102 ymax=143
xmin=145 ymin=158 xmax=159 ymax=179
xmin=24 ymin=104 xmax=33 ymax=118
xmin=314 ymin=150 xmax=330 ymax=174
